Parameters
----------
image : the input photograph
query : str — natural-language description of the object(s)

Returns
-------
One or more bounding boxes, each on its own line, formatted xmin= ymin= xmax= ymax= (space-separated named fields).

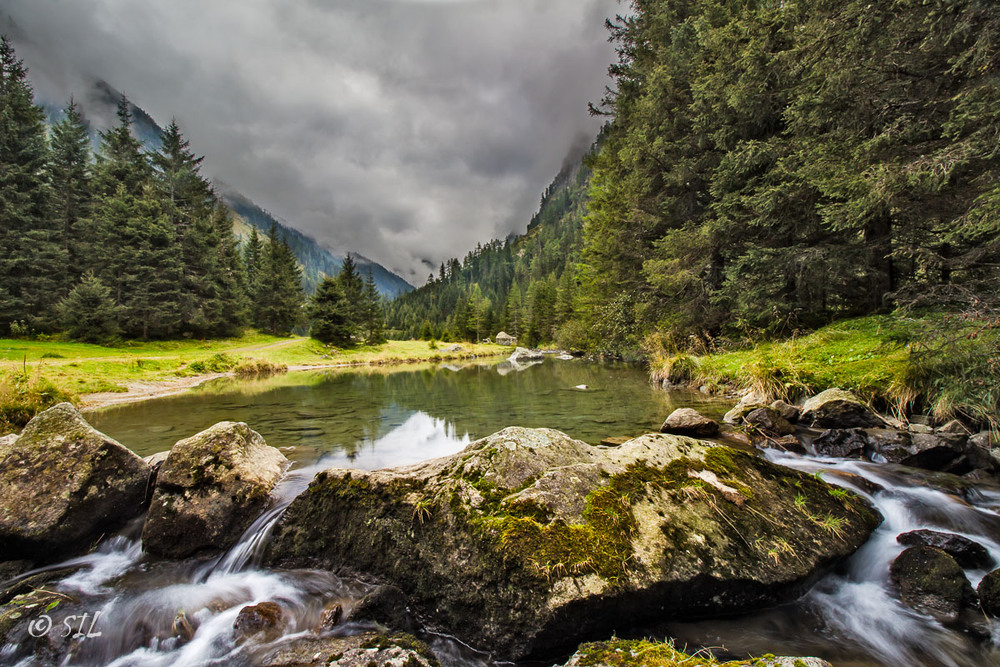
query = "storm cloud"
xmin=1 ymin=0 xmax=620 ymax=284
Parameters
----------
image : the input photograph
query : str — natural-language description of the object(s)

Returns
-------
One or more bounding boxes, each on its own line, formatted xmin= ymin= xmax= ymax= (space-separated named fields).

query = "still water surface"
xmin=89 ymin=357 xmax=729 ymax=467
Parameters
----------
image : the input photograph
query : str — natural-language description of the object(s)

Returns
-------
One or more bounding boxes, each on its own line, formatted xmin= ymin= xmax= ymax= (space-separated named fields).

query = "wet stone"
xmin=897 ymin=529 xmax=994 ymax=570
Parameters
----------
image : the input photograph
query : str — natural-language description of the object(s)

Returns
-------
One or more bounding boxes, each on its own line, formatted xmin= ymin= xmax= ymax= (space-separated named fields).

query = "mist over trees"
xmin=0 ymin=35 xmax=324 ymax=342
xmin=388 ymin=0 xmax=1000 ymax=355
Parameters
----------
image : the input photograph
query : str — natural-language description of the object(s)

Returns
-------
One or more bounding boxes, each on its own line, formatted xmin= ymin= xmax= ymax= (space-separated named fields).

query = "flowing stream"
xmin=2 ymin=358 xmax=999 ymax=665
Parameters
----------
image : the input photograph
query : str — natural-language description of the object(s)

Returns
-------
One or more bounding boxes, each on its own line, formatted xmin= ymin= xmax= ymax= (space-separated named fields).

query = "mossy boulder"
xmin=800 ymin=389 xmax=884 ymax=429
xmin=142 ymin=422 xmax=288 ymax=558
xmin=0 ymin=403 xmax=151 ymax=561
xmin=266 ymin=427 xmax=880 ymax=659
xmin=558 ymin=639 xmax=832 ymax=667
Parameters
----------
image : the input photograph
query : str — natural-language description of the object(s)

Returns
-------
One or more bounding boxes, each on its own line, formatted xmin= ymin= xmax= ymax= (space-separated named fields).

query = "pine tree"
xmin=308 ymin=276 xmax=352 ymax=345
xmin=48 ymin=98 xmax=92 ymax=290
xmin=361 ymin=270 xmax=385 ymax=344
xmin=58 ymin=273 xmax=120 ymax=343
xmin=0 ymin=36 xmax=63 ymax=332
xmin=256 ymin=225 xmax=305 ymax=335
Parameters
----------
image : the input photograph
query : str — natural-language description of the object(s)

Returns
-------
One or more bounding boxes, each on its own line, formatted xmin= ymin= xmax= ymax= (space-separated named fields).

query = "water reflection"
xmin=330 ymin=411 xmax=471 ymax=470
xmin=88 ymin=358 xmax=730 ymax=467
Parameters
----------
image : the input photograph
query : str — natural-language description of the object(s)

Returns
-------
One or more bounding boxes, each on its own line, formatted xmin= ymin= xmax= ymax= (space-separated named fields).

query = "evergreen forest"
xmin=387 ymin=0 xmax=1000 ymax=357
xmin=1 ymin=36 xmax=314 ymax=341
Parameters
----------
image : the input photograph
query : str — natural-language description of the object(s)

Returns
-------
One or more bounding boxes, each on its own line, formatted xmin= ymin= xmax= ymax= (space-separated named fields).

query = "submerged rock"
xmin=266 ymin=427 xmax=880 ymax=659
xmin=659 ymin=408 xmax=719 ymax=437
xmin=800 ymin=389 xmax=884 ymax=429
xmin=557 ymin=639 xmax=832 ymax=667
xmin=889 ymin=546 xmax=978 ymax=626
xmin=0 ymin=403 xmax=151 ymax=561
xmin=142 ymin=422 xmax=288 ymax=558
xmin=897 ymin=530 xmax=994 ymax=570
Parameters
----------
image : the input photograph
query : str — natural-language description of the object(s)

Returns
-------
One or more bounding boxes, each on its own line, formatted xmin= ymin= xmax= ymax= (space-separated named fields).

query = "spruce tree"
xmin=48 ymin=98 xmax=92 ymax=290
xmin=361 ymin=270 xmax=385 ymax=344
xmin=209 ymin=203 xmax=248 ymax=336
xmin=58 ymin=273 xmax=120 ymax=343
xmin=308 ymin=276 xmax=352 ymax=345
xmin=0 ymin=36 xmax=63 ymax=332
xmin=337 ymin=253 xmax=365 ymax=329
xmin=152 ymin=120 xmax=220 ymax=336
xmin=93 ymin=94 xmax=151 ymax=199
xmin=243 ymin=225 xmax=265 ymax=326
xmin=256 ymin=225 xmax=304 ymax=335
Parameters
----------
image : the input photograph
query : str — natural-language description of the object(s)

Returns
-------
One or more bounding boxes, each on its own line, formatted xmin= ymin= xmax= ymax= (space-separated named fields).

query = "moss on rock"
xmin=142 ymin=422 xmax=288 ymax=558
xmin=562 ymin=639 xmax=832 ymax=667
xmin=0 ymin=403 xmax=151 ymax=561
xmin=266 ymin=427 xmax=880 ymax=660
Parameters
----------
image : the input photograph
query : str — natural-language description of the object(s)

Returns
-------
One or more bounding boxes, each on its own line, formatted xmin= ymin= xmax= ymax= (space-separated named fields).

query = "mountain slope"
xmin=218 ymin=183 xmax=412 ymax=296
xmin=34 ymin=74 xmax=412 ymax=298
xmin=385 ymin=137 xmax=596 ymax=344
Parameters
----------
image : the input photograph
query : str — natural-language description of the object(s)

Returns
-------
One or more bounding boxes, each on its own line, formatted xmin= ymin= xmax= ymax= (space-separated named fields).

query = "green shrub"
xmin=0 ymin=371 xmax=75 ymax=433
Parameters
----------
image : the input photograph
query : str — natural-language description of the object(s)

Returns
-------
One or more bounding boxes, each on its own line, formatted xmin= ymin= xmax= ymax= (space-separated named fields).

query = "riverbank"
xmin=648 ymin=314 xmax=1000 ymax=431
xmin=0 ymin=335 xmax=507 ymax=432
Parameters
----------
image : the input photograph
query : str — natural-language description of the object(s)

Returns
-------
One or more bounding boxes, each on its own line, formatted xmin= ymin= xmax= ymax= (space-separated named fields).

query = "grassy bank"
xmin=0 ymin=335 xmax=507 ymax=433
xmin=649 ymin=315 xmax=1000 ymax=428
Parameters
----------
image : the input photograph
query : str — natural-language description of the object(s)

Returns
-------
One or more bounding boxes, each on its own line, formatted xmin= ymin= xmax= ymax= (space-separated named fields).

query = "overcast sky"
xmin=1 ymin=0 xmax=620 ymax=285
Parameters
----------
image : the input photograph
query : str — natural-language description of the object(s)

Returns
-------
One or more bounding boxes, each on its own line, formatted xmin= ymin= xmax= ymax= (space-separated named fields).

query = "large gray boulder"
xmin=266 ymin=427 xmax=879 ymax=660
xmin=142 ymin=422 xmax=288 ymax=558
xmin=801 ymin=389 xmax=885 ymax=428
xmin=0 ymin=403 xmax=151 ymax=560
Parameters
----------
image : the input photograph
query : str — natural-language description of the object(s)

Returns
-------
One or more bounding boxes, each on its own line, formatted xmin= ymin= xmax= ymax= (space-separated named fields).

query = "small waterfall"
xmin=763 ymin=450 xmax=1000 ymax=666
xmin=205 ymin=460 xmax=331 ymax=577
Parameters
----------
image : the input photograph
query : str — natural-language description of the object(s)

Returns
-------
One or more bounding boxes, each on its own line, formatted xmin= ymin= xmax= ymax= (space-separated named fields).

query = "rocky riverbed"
xmin=1 ymin=391 xmax=998 ymax=665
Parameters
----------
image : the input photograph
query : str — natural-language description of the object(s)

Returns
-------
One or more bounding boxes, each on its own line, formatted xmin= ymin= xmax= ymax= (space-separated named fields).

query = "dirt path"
xmin=78 ymin=360 xmax=350 ymax=412
xmin=79 ymin=373 xmax=231 ymax=411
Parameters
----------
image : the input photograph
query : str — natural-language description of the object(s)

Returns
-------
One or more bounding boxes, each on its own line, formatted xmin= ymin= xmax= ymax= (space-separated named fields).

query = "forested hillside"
xmin=582 ymin=0 xmax=999 ymax=353
xmin=35 ymin=74 xmax=412 ymax=300
xmin=220 ymin=184 xmax=412 ymax=297
xmin=393 ymin=0 xmax=1000 ymax=358
xmin=0 ymin=36 xmax=306 ymax=339
xmin=386 ymin=148 xmax=593 ymax=346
